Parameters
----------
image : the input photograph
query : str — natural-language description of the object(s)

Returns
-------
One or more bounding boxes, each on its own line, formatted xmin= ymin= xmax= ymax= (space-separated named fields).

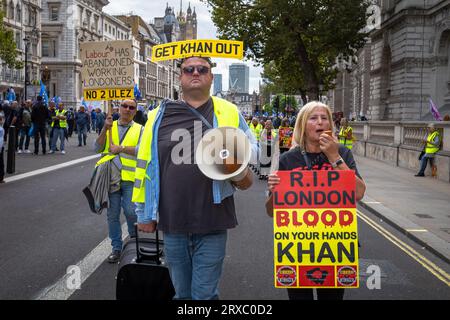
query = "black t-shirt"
xmin=279 ymin=145 xmax=362 ymax=179
xmin=157 ymin=99 xmax=237 ymax=234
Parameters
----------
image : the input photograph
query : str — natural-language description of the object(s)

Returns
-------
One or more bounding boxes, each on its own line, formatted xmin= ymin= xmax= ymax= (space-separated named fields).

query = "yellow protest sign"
xmin=151 ymin=39 xmax=244 ymax=62
xmin=273 ymin=170 xmax=359 ymax=288
xmin=83 ymin=88 xmax=134 ymax=101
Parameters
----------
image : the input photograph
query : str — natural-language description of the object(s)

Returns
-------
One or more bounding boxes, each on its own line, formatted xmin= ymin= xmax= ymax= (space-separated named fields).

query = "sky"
xmin=104 ymin=0 xmax=263 ymax=93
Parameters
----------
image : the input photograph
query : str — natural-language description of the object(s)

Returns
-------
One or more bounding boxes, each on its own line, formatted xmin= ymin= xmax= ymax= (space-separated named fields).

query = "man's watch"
xmin=331 ymin=157 xmax=344 ymax=168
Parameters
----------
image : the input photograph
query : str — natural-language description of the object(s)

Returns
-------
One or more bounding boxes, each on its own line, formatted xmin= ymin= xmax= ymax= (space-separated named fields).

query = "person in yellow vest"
xmin=133 ymin=56 xmax=258 ymax=300
xmin=95 ymin=99 xmax=143 ymax=263
xmin=248 ymin=117 xmax=263 ymax=174
xmin=49 ymin=103 xmax=67 ymax=154
xmin=338 ymin=118 xmax=354 ymax=150
xmin=249 ymin=117 xmax=263 ymax=141
xmin=415 ymin=123 xmax=441 ymax=177
xmin=259 ymin=119 xmax=278 ymax=180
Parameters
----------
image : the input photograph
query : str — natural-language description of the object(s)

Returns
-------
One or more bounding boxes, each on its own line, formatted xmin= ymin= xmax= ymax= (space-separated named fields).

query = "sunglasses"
xmin=121 ymin=104 xmax=136 ymax=110
xmin=182 ymin=66 xmax=210 ymax=75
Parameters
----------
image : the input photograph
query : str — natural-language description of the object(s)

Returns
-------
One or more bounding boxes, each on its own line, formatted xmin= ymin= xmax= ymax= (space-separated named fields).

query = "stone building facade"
xmin=1 ymin=0 xmax=41 ymax=100
xmin=40 ymin=0 xmax=109 ymax=107
xmin=115 ymin=14 xmax=180 ymax=102
xmin=329 ymin=0 xmax=450 ymax=121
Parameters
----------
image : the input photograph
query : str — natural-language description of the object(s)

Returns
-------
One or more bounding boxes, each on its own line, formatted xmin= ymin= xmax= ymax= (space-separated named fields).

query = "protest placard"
xmin=273 ymin=170 xmax=359 ymax=288
xmin=151 ymin=39 xmax=243 ymax=62
xmin=81 ymin=40 xmax=134 ymax=101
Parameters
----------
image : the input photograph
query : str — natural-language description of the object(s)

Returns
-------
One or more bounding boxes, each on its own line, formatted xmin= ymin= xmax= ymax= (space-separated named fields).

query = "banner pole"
xmin=108 ymin=100 xmax=113 ymax=150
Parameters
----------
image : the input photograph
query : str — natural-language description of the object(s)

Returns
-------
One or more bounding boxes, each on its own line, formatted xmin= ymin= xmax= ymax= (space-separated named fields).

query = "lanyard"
xmin=183 ymin=101 xmax=213 ymax=129
xmin=301 ymin=149 xmax=312 ymax=170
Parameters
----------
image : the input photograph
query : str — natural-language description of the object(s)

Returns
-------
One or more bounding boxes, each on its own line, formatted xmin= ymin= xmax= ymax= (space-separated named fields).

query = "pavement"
xmin=3 ymin=136 xmax=449 ymax=266
xmin=354 ymin=155 xmax=450 ymax=264
xmin=3 ymin=131 xmax=100 ymax=178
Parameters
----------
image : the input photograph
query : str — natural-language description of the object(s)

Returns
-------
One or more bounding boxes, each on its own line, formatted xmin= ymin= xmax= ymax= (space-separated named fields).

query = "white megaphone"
xmin=196 ymin=126 xmax=251 ymax=181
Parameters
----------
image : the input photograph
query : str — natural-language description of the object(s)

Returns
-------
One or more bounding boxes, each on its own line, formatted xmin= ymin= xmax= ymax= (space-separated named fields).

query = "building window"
xmin=29 ymin=8 xmax=36 ymax=26
xmin=42 ymin=39 xmax=57 ymax=58
xmin=15 ymin=31 xmax=20 ymax=49
xmin=32 ymin=42 xmax=37 ymax=56
xmin=8 ymin=0 xmax=14 ymax=19
xmin=93 ymin=15 xmax=99 ymax=32
xmin=50 ymin=6 xmax=59 ymax=21
xmin=16 ymin=3 xmax=21 ymax=22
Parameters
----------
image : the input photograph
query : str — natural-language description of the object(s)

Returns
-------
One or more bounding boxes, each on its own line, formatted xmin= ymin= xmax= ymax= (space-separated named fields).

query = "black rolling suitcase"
xmin=116 ymin=225 xmax=175 ymax=300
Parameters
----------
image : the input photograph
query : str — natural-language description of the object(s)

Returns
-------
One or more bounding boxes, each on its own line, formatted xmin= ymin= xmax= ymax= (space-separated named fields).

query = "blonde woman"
xmin=265 ymin=101 xmax=366 ymax=300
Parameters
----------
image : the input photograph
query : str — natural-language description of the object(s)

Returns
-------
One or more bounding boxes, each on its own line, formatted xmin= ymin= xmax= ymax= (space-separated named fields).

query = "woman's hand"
xmin=319 ymin=133 xmax=340 ymax=162
xmin=267 ymin=173 xmax=281 ymax=192
xmin=266 ymin=173 xmax=280 ymax=217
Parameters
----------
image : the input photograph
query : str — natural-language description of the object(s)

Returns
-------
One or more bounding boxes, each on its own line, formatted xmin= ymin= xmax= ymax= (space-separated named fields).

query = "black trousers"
xmin=68 ymin=120 xmax=75 ymax=137
xmin=34 ymin=125 xmax=47 ymax=154
xmin=0 ymin=146 xmax=4 ymax=181
xmin=287 ymin=288 xmax=345 ymax=300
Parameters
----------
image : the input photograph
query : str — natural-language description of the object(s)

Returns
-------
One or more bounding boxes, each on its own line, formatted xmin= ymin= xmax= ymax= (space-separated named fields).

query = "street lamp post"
xmin=23 ymin=37 xmax=30 ymax=101
xmin=23 ymin=27 xmax=39 ymax=101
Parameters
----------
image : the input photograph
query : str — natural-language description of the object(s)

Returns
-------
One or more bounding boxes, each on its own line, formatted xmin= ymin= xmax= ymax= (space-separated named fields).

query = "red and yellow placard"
xmin=273 ymin=170 xmax=359 ymax=288
xmin=278 ymin=127 xmax=293 ymax=149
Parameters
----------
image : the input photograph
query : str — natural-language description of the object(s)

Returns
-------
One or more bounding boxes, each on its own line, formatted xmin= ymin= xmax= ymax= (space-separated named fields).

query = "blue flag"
xmin=39 ymin=81 xmax=48 ymax=106
xmin=51 ymin=96 xmax=62 ymax=108
xmin=134 ymin=83 xmax=142 ymax=101
xmin=6 ymin=88 xmax=16 ymax=102
xmin=80 ymin=97 xmax=89 ymax=109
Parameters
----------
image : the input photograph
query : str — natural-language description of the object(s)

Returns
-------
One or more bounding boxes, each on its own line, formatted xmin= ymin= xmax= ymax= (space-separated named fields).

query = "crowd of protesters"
xmin=0 ymin=96 xmax=152 ymax=183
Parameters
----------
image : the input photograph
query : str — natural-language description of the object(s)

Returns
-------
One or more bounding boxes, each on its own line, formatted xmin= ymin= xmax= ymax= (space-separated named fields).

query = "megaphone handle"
xmin=231 ymin=167 xmax=253 ymax=190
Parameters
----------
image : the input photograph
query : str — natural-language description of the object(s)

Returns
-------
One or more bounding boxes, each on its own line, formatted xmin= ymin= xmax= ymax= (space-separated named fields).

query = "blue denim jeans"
xmin=107 ymin=181 xmax=137 ymax=252
xmin=164 ymin=231 xmax=227 ymax=300
xmin=77 ymin=125 xmax=87 ymax=146
xmin=51 ymin=127 xmax=65 ymax=151
xmin=418 ymin=154 xmax=434 ymax=175
xmin=18 ymin=126 xmax=31 ymax=150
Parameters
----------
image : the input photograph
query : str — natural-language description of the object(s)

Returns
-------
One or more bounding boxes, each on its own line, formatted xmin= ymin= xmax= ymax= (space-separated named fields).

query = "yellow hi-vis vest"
xmin=249 ymin=123 xmax=263 ymax=141
xmin=339 ymin=126 xmax=353 ymax=149
xmin=132 ymin=96 xmax=240 ymax=203
xmin=95 ymin=121 xmax=142 ymax=182
xmin=425 ymin=131 xmax=440 ymax=154
xmin=52 ymin=109 xmax=67 ymax=128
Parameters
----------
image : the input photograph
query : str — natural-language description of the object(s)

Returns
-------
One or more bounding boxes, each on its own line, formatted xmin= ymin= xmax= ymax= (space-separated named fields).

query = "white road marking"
xmin=3 ymin=154 xmax=100 ymax=184
xmin=35 ymin=223 xmax=128 ymax=300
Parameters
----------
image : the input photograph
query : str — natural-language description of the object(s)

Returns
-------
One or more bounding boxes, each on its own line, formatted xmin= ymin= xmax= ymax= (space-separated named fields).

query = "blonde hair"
xmin=293 ymin=101 xmax=335 ymax=150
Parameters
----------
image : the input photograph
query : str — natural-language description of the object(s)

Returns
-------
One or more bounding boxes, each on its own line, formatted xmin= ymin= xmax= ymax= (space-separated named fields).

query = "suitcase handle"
xmin=134 ymin=223 xmax=162 ymax=265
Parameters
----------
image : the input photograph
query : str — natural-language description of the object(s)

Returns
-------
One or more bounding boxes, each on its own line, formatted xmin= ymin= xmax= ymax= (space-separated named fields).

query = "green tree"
xmin=262 ymin=102 xmax=272 ymax=115
xmin=280 ymin=95 xmax=298 ymax=113
xmin=203 ymin=0 xmax=370 ymax=100
xmin=0 ymin=10 xmax=23 ymax=69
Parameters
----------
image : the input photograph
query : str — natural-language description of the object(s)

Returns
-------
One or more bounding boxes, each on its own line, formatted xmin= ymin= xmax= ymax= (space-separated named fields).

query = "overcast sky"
xmin=104 ymin=0 xmax=263 ymax=93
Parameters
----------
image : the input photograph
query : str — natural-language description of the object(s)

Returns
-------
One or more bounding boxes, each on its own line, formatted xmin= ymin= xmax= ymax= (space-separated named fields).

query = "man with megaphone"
xmin=132 ymin=55 xmax=258 ymax=300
